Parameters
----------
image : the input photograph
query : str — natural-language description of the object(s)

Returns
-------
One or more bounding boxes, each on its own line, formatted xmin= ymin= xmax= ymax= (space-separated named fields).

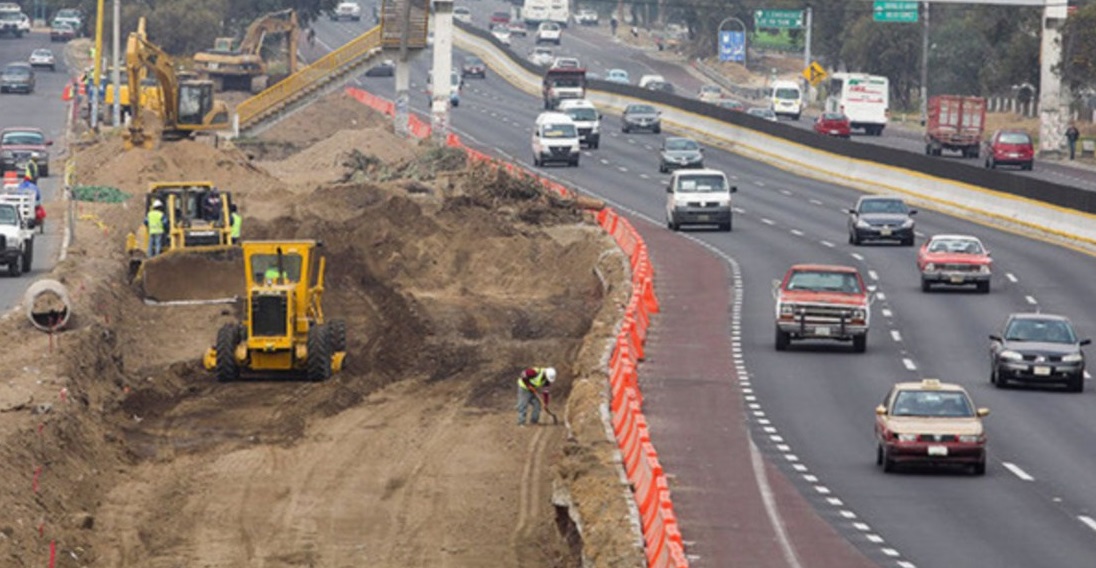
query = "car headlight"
xmin=958 ymin=434 xmax=983 ymax=443
xmin=901 ymin=219 xmax=914 ymax=228
xmin=852 ymin=308 xmax=866 ymax=320
xmin=779 ymin=303 xmax=794 ymax=316
xmin=999 ymin=350 xmax=1023 ymax=361
xmin=924 ymin=263 xmax=935 ymax=271
xmin=855 ymin=219 xmax=871 ymax=228
xmin=1062 ymin=353 xmax=1084 ymax=363
xmin=591 ymin=125 xmax=599 ymax=134
xmin=979 ymin=265 xmax=991 ymax=274
xmin=896 ymin=433 xmax=918 ymax=442
xmin=1 ymin=151 xmax=12 ymax=159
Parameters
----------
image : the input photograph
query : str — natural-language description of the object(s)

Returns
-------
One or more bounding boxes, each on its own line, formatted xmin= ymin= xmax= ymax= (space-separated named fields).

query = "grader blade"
xmin=136 ymin=246 xmax=245 ymax=303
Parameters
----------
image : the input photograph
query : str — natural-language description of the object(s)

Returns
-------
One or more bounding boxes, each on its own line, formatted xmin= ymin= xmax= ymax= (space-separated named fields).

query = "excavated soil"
xmin=0 ymin=91 xmax=642 ymax=567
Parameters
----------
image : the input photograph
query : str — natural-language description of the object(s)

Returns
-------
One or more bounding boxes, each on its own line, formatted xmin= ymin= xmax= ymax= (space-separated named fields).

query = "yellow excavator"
xmin=193 ymin=8 xmax=300 ymax=93
xmin=123 ymin=29 xmax=230 ymax=149
xmin=103 ymin=17 xmax=161 ymax=119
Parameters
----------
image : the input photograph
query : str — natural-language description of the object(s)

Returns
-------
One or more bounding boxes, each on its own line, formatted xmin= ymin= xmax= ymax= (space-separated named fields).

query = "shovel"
xmin=530 ymin=386 xmax=559 ymax=425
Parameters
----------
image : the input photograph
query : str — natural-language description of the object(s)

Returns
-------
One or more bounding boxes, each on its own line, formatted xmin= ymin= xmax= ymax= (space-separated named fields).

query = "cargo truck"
xmin=924 ymin=95 xmax=986 ymax=158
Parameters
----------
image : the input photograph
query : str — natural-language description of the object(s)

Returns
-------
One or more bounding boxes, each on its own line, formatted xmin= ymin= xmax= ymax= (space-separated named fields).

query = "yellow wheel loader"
xmin=202 ymin=240 xmax=347 ymax=382
xmin=125 ymin=181 xmax=243 ymax=302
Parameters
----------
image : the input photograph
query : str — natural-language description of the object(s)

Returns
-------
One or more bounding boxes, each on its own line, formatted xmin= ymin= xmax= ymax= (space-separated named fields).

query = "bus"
xmin=521 ymin=0 xmax=569 ymax=27
xmin=825 ymin=73 xmax=889 ymax=136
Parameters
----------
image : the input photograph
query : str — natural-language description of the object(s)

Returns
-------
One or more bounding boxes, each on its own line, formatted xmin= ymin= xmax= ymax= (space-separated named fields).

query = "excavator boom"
xmin=194 ymin=8 xmax=299 ymax=93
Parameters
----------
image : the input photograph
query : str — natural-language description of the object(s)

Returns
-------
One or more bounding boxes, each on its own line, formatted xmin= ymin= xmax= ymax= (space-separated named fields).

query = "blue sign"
xmin=719 ymin=31 xmax=745 ymax=63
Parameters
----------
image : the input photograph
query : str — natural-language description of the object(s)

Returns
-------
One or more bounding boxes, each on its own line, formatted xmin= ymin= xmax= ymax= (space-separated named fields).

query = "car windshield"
xmin=998 ymin=132 xmax=1031 ymax=145
xmin=1004 ymin=318 xmax=1076 ymax=343
xmin=1 ymin=131 xmax=44 ymax=145
xmin=628 ymin=105 xmax=656 ymax=114
xmin=33 ymin=49 xmax=52 ymax=56
xmin=720 ymin=101 xmax=743 ymax=109
xmin=701 ymin=86 xmax=720 ymax=93
xmin=608 ymin=70 xmax=627 ymax=78
xmin=542 ymin=124 xmax=576 ymax=138
xmin=566 ymin=108 xmax=597 ymax=121
xmin=3 ymin=66 xmax=31 ymax=77
xmin=892 ymin=390 xmax=973 ymax=418
xmin=464 ymin=57 xmax=482 ymax=66
xmin=676 ymin=174 xmax=726 ymax=193
xmin=665 ymin=138 xmax=698 ymax=151
xmin=0 ymin=206 xmax=16 ymax=225
xmin=786 ymin=270 xmax=862 ymax=293
xmin=774 ymin=88 xmax=799 ymax=99
xmin=859 ymin=199 xmax=908 ymax=214
xmin=927 ymin=238 xmax=983 ymax=254
xmin=822 ymin=113 xmax=847 ymax=121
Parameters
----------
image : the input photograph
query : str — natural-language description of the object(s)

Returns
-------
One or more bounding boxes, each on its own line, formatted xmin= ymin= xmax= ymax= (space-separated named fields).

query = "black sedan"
xmin=461 ymin=55 xmax=486 ymax=79
xmin=847 ymin=195 xmax=916 ymax=246
xmin=364 ymin=59 xmax=395 ymax=77
xmin=658 ymin=136 xmax=703 ymax=172
xmin=990 ymin=313 xmax=1089 ymax=392
xmin=621 ymin=103 xmax=661 ymax=134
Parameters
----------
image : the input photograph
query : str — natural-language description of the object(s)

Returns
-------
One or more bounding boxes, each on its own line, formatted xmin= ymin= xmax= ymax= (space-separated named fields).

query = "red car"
xmin=917 ymin=234 xmax=992 ymax=293
xmin=813 ymin=112 xmax=851 ymax=138
xmin=984 ymin=129 xmax=1034 ymax=170
xmin=1 ymin=127 xmax=52 ymax=178
xmin=773 ymin=264 xmax=873 ymax=353
xmin=490 ymin=11 xmax=511 ymax=26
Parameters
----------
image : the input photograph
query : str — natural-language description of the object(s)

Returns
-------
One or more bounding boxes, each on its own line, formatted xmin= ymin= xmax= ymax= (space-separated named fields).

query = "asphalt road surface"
xmin=319 ymin=14 xmax=1096 ymax=567
xmin=0 ymin=31 xmax=71 ymax=311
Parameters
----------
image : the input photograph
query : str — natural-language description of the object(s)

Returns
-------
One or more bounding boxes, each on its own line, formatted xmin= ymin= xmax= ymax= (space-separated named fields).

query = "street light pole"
xmin=111 ymin=0 xmax=120 ymax=127
xmin=920 ymin=1 xmax=929 ymax=125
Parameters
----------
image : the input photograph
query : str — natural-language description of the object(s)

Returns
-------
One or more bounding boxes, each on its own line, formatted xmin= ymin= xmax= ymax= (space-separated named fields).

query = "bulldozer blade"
xmin=136 ymin=247 xmax=245 ymax=302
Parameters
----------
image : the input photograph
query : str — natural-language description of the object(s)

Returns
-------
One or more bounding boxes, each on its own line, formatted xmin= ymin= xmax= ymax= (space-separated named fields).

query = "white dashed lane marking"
xmin=882 ymin=308 xmax=893 ymax=318
xmin=821 ymin=240 xmax=834 ymax=248
xmin=902 ymin=358 xmax=917 ymax=371
xmin=1006 ymin=273 xmax=1018 ymax=283
xmin=809 ymin=198 xmax=823 ymax=206
xmin=851 ymin=252 xmax=864 ymax=261
xmin=1025 ymin=295 xmax=1038 ymax=305
xmin=790 ymin=229 xmax=804 ymax=237
xmin=761 ymin=218 xmax=775 ymax=225
xmin=890 ymin=330 xmax=902 ymax=342
xmin=1003 ymin=462 xmax=1035 ymax=481
xmin=868 ymin=270 xmax=879 ymax=281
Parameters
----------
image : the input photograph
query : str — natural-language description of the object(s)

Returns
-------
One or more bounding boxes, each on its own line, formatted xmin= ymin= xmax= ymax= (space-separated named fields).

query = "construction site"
xmin=0 ymin=89 xmax=647 ymax=566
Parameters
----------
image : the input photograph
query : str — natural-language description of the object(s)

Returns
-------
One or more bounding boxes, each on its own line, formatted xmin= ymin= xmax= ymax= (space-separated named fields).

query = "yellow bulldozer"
xmin=202 ymin=240 xmax=347 ymax=382
xmin=125 ymin=181 xmax=243 ymax=302
xmin=193 ymin=8 xmax=300 ymax=93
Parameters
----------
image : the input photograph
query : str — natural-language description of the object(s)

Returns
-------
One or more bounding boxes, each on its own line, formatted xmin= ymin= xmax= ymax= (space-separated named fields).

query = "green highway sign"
xmin=754 ymin=9 xmax=804 ymax=29
xmin=873 ymin=0 xmax=919 ymax=22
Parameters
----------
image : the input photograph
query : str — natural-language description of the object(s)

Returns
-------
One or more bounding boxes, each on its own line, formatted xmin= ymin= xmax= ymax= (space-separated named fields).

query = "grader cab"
xmin=203 ymin=240 xmax=347 ymax=382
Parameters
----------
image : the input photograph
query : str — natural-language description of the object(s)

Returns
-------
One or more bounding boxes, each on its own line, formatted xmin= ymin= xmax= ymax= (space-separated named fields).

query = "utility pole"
xmin=91 ymin=0 xmax=105 ymax=129
xmin=920 ymin=1 xmax=929 ymax=125
xmin=803 ymin=7 xmax=812 ymax=106
xmin=111 ymin=0 xmax=120 ymax=127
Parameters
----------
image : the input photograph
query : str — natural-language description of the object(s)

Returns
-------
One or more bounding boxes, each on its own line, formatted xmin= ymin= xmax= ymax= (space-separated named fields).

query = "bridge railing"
xmin=236 ymin=26 xmax=383 ymax=127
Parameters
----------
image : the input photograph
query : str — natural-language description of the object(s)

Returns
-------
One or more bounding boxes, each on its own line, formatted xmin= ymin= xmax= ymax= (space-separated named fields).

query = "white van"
xmin=557 ymin=99 xmax=601 ymax=149
xmin=665 ymin=169 xmax=737 ymax=232
xmin=532 ymin=112 xmax=581 ymax=167
xmin=769 ymin=80 xmax=803 ymax=120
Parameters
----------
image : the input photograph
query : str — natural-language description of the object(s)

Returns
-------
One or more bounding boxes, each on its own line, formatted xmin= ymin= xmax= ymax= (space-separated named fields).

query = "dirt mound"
xmin=0 ymin=91 xmax=638 ymax=566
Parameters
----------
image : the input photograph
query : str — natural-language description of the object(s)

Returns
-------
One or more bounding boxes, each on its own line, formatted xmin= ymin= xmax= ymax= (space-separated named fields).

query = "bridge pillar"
xmin=430 ymin=0 xmax=455 ymax=142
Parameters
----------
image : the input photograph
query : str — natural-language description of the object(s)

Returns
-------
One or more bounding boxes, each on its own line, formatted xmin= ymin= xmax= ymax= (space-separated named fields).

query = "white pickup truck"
xmin=0 ymin=196 xmax=36 ymax=276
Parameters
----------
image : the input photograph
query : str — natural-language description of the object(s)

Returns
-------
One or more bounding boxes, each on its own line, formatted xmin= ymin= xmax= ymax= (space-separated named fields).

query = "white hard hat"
xmin=545 ymin=367 xmax=557 ymax=383
xmin=152 ymin=199 xmax=163 ymax=208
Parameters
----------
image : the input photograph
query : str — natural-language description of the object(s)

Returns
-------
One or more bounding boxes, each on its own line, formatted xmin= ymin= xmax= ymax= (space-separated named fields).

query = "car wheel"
xmin=976 ymin=281 xmax=990 ymax=294
xmin=876 ymin=444 xmax=884 ymax=466
xmin=972 ymin=459 xmax=986 ymax=476
xmin=882 ymin=446 xmax=896 ymax=473
xmin=7 ymin=254 xmax=22 ymax=277
xmin=570 ymin=158 xmax=579 ymax=167
xmin=1024 ymin=161 xmax=1034 ymax=171
xmin=653 ymin=126 xmax=661 ymax=134
xmin=622 ymin=126 xmax=629 ymax=133
xmin=993 ymin=366 xmax=1009 ymax=389
xmin=852 ymin=335 xmax=867 ymax=353
xmin=40 ymin=166 xmax=48 ymax=178
xmin=988 ymin=158 xmax=996 ymax=169
xmin=850 ymin=231 xmax=861 ymax=246
xmin=533 ymin=155 xmax=541 ymax=167
xmin=902 ymin=236 xmax=914 ymax=247
xmin=921 ymin=277 xmax=931 ymax=293
xmin=774 ymin=326 xmax=789 ymax=351
xmin=1068 ymin=374 xmax=1084 ymax=393
xmin=659 ymin=164 xmax=666 ymax=173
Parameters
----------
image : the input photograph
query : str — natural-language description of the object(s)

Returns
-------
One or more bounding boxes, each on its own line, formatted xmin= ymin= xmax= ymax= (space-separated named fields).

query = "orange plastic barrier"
xmin=343 ymin=87 xmax=685 ymax=567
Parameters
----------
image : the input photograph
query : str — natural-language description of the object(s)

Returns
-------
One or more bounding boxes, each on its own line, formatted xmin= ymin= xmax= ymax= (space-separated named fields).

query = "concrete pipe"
xmin=24 ymin=279 xmax=72 ymax=332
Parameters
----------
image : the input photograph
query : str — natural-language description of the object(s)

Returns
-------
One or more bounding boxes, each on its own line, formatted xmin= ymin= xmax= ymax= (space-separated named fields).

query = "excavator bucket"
xmin=127 ymin=182 xmax=244 ymax=302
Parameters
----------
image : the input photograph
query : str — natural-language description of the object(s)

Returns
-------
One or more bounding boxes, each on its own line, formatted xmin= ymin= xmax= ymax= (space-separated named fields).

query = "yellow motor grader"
xmin=203 ymin=240 xmax=347 ymax=382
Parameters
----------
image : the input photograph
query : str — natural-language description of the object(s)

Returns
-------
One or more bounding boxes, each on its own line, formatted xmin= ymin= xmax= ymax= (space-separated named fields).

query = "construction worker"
xmin=263 ymin=265 xmax=289 ymax=284
xmin=229 ymin=204 xmax=241 ymax=244
xmin=517 ymin=367 xmax=556 ymax=426
xmin=145 ymin=199 xmax=165 ymax=257
xmin=24 ymin=157 xmax=38 ymax=184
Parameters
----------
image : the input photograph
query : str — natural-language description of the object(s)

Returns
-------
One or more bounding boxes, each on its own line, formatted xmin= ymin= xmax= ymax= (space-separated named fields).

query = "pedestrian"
xmin=1065 ymin=124 xmax=1080 ymax=161
xmin=516 ymin=366 xmax=556 ymax=426
xmin=630 ymin=26 xmax=638 ymax=39
xmin=307 ymin=27 xmax=316 ymax=48
xmin=229 ymin=204 xmax=242 ymax=245
xmin=17 ymin=174 xmax=41 ymax=204
xmin=610 ymin=17 xmax=618 ymax=36
xmin=145 ymin=199 xmax=165 ymax=258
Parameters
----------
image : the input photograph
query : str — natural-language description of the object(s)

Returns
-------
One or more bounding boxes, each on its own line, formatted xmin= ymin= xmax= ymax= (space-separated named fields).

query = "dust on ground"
xmin=0 ymin=91 xmax=644 ymax=567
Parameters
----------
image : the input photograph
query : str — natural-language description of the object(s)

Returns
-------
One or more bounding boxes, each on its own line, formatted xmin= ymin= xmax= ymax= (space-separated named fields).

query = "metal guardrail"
xmin=691 ymin=59 xmax=767 ymax=101
xmin=236 ymin=26 xmax=383 ymax=127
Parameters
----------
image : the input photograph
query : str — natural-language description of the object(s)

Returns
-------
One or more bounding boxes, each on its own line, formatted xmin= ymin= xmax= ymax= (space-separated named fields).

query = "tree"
xmin=840 ymin=15 xmax=920 ymax=109
xmin=1059 ymin=2 xmax=1096 ymax=96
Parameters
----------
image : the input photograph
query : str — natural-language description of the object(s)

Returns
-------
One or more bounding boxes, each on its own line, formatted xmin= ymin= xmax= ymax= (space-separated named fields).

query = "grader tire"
xmin=215 ymin=324 xmax=241 ymax=383
xmin=307 ymin=324 xmax=332 ymax=382
xmin=329 ymin=319 xmax=347 ymax=352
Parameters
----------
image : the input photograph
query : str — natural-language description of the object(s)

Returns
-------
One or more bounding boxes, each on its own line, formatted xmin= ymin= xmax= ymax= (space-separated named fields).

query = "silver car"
xmin=29 ymin=49 xmax=56 ymax=72
xmin=0 ymin=62 xmax=35 ymax=94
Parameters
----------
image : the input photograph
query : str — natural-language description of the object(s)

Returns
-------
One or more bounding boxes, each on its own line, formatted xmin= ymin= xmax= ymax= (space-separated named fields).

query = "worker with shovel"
xmin=517 ymin=367 xmax=557 ymax=426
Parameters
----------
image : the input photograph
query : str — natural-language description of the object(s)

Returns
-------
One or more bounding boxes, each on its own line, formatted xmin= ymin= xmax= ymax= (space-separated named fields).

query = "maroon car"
xmin=813 ymin=112 xmax=851 ymax=138
xmin=984 ymin=129 xmax=1034 ymax=170
xmin=1 ymin=127 xmax=52 ymax=178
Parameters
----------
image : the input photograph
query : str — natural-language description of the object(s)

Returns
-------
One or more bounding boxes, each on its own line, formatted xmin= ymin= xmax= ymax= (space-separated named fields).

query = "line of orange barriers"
xmin=344 ymin=86 xmax=687 ymax=566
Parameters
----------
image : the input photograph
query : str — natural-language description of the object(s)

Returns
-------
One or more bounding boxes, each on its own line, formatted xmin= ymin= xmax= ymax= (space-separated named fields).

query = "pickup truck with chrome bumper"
xmin=773 ymin=264 xmax=873 ymax=353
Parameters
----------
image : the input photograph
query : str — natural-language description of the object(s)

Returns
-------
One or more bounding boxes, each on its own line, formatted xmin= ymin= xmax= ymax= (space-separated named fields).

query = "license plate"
xmin=949 ymin=276 xmax=965 ymax=284
xmin=928 ymin=445 xmax=948 ymax=456
xmin=815 ymin=326 xmax=831 ymax=337
xmin=697 ymin=214 xmax=710 ymax=221
xmin=1009 ymin=152 xmax=1019 ymax=158
xmin=880 ymin=228 xmax=892 ymax=236
xmin=1033 ymin=365 xmax=1051 ymax=376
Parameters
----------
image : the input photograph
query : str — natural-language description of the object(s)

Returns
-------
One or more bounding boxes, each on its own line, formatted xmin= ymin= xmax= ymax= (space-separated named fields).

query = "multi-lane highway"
xmin=0 ymin=31 xmax=71 ymax=310
xmin=325 ymin=11 xmax=1096 ymax=567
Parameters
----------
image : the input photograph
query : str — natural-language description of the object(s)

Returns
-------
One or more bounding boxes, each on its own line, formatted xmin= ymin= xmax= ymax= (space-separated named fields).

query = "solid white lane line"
xmin=1002 ymin=462 xmax=1035 ymax=481
xmin=890 ymin=330 xmax=902 ymax=342
xmin=1006 ymin=273 xmax=1018 ymax=283
xmin=902 ymin=358 xmax=917 ymax=371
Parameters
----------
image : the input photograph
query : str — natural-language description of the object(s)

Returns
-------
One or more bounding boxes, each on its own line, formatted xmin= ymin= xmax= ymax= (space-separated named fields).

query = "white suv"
xmin=535 ymin=22 xmax=562 ymax=45
xmin=332 ymin=2 xmax=362 ymax=21
xmin=532 ymin=112 xmax=581 ymax=167
xmin=665 ymin=169 xmax=737 ymax=232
